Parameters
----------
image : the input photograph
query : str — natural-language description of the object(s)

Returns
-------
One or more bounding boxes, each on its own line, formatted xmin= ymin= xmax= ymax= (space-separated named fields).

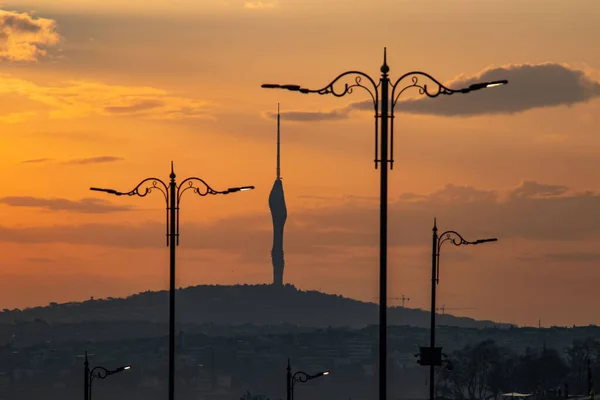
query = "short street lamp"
xmin=84 ymin=351 xmax=131 ymax=400
xmin=417 ymin=218 xmax=497 ymax=400
xmin=262 ymin=48 xmax=507 ymax=400
xmin=90 ymin=162 xmax=254 ymax=400
xmin=286 ymin=359 xmax=330 ymax=400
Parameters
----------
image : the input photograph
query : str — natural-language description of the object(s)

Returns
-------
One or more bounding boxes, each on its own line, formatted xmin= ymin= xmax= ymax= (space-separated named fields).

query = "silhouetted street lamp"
xmin=84 ymin=351 xmax=131 ymax=400
xmin=262 ymin=49 xmax=507 ymax=400
xmin=90 ymin=162 xmax=254 ymax=400
xmin=418 ymin=218 xmax=497 ymax=400
xmin=286 ymin=359 xmax=330 ymax=400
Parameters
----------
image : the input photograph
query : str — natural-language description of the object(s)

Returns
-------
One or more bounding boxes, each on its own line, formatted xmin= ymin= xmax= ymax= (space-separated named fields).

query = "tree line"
xmin=437 ymin=337 xmax=599 ymax=400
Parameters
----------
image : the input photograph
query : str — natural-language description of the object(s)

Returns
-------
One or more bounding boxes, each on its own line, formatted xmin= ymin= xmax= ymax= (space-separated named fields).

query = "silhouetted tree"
xmin=511 ymin=346 xmax=569 ymax=397
xmin=438 ymin=339 xmax=507 ymax=400
xmin=565 ymin=338 xmax=600 ymax=395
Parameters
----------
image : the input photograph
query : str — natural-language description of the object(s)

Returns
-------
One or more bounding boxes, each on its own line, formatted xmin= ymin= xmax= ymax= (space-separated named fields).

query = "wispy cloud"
xmin=21 ymin=156 xmax=124 ymax=165
xmin=3 ymin=181 xmax=600 ymax=253
xmin=0 ymin=197 xmax=134 ymax=213
xmin=264 ymin=107 xmax=349 ymax=122
xmin=273 ymin=63 xmax=600 ymax=121
xmin=62 ymin=156 xmax=125 ymax=165
xmin=21 ymin=158 xmax=54 ymax=164
xmin=0 ymin=9 xmax=60 ymax=62
xmin=0 ymin=75 xmax=216 ymax=123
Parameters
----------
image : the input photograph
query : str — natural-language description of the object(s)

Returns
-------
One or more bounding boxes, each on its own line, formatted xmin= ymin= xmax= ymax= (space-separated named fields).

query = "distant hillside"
xmin=0 ymin=284 xmax=509 ymax=329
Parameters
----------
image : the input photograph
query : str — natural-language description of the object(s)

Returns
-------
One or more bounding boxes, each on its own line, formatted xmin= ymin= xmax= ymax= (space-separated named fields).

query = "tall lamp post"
xmin=418 ymin=218 xmax=497 ymax=400
xmin=90 ymin=162 xmax=254 ymax=400
xmin=286 ymin=359 xmax=330 ymax=400
xmin=84 ymin=351 xmax=131 ymax=400
xmin=262 ymin=49 xmax=507 ymax=400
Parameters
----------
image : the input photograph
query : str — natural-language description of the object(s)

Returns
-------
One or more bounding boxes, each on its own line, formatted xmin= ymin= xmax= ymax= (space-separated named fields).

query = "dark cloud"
xmin=62 ymin=156 xmax=125 ymax=165
xmin=0 ymin=10 xmax=60 ymax=61
xmin=354 ymin=63 xmax=600 ymax=117
xmin=20 ymin=156 xmax=124 ymax=165
xmin=273 ymin=63 xmax=600 ymax=121
xmin=21 ymin=158 xmax=54 ymax=164
xmin=0 ymin=197 xmax=134 ymax=213
xmin=2 ymin=181 xmax=600 ymax=255
xmin=264 ymin=108 xmax=349 ymax=122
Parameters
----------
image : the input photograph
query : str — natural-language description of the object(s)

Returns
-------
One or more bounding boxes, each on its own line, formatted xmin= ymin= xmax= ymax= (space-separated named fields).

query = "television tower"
xmin=269 ymin=104 xmax=287 ymax=286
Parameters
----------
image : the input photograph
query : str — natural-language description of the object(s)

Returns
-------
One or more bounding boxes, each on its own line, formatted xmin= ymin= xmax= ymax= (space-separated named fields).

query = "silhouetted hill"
xmin=0 ymin=284 xmax=508 ymax=329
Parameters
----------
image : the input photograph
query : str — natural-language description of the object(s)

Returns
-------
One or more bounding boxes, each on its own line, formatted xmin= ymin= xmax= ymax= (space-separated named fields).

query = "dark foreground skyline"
xmin=1 ymin=0 xmax=600 ymax=328
xmin=0 ymin=317 xmax=598 ymax=400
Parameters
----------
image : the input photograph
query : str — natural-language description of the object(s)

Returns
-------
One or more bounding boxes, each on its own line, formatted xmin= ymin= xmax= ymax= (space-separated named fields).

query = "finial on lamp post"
xmin=381 ymin=47 xmax=389 ymax=74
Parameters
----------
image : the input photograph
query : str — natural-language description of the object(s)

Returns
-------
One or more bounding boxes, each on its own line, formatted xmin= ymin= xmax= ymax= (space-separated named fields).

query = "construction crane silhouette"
xmin=436 ymin=304 xmax=476 ymax=315
xmin=372 ymin=295 xmax=410 ymax=307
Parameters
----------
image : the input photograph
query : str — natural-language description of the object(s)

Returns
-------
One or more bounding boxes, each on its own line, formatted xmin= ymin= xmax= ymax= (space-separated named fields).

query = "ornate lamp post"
xmin=286 ymin=359 xmax=329 ymax=400
xmin=262 ymin=49 xmax=507 ymax=400
xmin=84 ymin=351 xmax=131 ymax=400
xmin=418 ymin=218 xmax=497 ymax=400
xmin=90 ymin=162 xmax=254 ymax=400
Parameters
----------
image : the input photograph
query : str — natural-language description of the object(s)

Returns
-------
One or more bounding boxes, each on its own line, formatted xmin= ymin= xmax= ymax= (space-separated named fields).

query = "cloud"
xmin=276 ymin=63 xmax=600 ymax=121
xmin=2 ymin=181 xmax=600 ymax=254
xmin=0 ymin=9 xmax=60 ymax=62
xmin=104 ymin=100 xmax=163 ymax=114
xmin=21 ymin=158 xmax=54 ymax=164
xmin=21 ymin=156 xmax=124 ymax=165
xmin=505 ymin=180 xmax=570 ymax=200
xmin=0 ymin=75 xmax=215 ymax=122
xmin=264 ymin=107 xmax=350 ymax=122
xmin=62 ymin=156 xmax=124 ymax=165
xmin=0 ymin=197 xmax=134 ymax=213
xmin=386 ymin=63 xmax=600 ymax=116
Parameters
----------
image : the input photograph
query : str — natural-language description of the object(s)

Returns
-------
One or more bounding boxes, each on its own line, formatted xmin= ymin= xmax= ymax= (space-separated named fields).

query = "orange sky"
xmin=1 ymin=0 xmax=600 ymax=326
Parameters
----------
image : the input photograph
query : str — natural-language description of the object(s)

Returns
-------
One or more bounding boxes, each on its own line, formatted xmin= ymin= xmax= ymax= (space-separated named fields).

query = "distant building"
xmin=268 ymin=104 xmax=287 ymax=286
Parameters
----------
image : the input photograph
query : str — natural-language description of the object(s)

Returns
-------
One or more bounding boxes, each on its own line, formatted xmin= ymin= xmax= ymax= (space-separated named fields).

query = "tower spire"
xmin=277 ymin=103 xmax=281 ymax=179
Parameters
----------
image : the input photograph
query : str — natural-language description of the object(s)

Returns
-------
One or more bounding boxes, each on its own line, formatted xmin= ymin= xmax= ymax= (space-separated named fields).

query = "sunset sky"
xmin=1 ymin=0 xmax=600 ymax=327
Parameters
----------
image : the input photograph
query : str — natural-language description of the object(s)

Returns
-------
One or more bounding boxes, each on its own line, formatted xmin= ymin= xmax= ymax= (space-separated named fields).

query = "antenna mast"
xmin=276 ymin=103 xmax=281 ymax=179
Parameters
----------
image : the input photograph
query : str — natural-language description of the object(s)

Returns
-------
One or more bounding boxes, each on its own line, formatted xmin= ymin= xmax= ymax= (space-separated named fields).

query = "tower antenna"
xmin=277 ymin=103 xmax=281 ymax=179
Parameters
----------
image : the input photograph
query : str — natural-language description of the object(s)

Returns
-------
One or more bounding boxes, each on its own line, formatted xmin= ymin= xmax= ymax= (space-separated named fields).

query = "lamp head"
xmin=90 ymin=187 xmax=121 ymax=196
xmin=474 ymin=238 xmax=498 ymax=244
xmin=226 ymin=186 xmax=255 ymax=194
xmin=114 ymin=365 xmax=132 ymax=373
xmin=485 ymin=80 xmax=508 ymax=88
xmin=467 ymin=80 xmax=508 ymax=92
